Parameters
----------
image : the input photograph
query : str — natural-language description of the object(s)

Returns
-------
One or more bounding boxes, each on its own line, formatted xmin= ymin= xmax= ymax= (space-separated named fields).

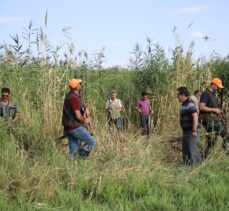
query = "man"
xmin=62 ymin=79 xmax=96 ymax=159
xmin=199 ymin=77 xmax=229 ymax=157
xmin=105 ymin=90 xmax=123 ymax=131
xmin=177 ymin=86 xmax=202 ymax=165
xmin=190 ymin=90 xmax=201 ymax=110
xmin=136 ymin=91 xmax=152 ymax=135
xmin=0 ymin=87 xmax=19 ymax=128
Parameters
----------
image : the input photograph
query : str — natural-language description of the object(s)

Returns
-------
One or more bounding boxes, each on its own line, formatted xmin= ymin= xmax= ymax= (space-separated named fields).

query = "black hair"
xmin=194 ymin=89 xmax=200 ymax=95
xmin=141 ymin=91 xmax=148 ymax=96
xmin=176 ymin=86 xmax=189 ymax=97
xmin=1 ymin=87 xmax=10 ymax=94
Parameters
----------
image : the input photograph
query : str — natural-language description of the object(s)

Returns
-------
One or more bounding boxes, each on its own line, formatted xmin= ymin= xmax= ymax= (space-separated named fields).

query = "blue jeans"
xmin=65 ymin=126 xmax=96 ymax=157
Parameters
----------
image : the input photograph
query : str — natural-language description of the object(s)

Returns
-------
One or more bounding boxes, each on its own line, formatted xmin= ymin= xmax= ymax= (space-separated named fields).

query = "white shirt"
xmin=105 ymin=98 xmax=122 ymax=119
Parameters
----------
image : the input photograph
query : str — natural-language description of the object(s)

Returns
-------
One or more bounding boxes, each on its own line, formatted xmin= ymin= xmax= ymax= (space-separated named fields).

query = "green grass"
xmin=1 ymin=127 xmax=229 ymax=210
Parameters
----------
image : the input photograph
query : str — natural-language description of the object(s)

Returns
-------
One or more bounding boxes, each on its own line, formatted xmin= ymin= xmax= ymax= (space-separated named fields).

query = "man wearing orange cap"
xmin=200 ymin=77 xmax=229 ymax=157
xmin=62 ymin=79 xmax=96 ymax=159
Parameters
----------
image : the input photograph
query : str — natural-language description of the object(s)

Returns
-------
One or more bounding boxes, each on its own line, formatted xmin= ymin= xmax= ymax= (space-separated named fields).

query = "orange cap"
xmin=68 ymin=79 xmax=82 ymax=89
xmin=211 ymin=78 xmax=224 ymax=88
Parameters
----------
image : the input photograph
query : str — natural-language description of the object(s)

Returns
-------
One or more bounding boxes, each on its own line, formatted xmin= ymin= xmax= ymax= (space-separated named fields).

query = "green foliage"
xmin=210 ymin=55 xmax=229 ymax=90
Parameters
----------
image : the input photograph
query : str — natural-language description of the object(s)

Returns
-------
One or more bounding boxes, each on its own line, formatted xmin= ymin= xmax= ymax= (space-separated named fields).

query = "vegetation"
xmin=1 ymin=16 xmax=229 ymax=210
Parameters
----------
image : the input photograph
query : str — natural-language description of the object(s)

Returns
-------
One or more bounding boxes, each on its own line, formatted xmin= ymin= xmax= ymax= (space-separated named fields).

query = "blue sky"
xmin=1 ymin=0 xmax=229 ymax=67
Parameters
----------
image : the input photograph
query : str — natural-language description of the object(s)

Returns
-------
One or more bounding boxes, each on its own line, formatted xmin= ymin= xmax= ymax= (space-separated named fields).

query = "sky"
xmin=1 ymin=0 xmax=229 ymax=67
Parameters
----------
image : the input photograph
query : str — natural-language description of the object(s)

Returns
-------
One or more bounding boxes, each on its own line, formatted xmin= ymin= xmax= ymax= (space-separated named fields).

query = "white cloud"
xmin=170 ymin=5 xmax=209 ymax=16
xmin=0 ymin=17 xmax=27 ymax=24
xmin=192 ymin=31 xmax=204 ymax=38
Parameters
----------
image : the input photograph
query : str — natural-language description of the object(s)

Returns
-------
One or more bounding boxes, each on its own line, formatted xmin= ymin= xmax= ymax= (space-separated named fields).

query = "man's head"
xmin=68 ymin=79 xmax=82 ymax=91
xmin=210 ymin=78 xmax=224 ymax=91
xmin=194 ymin=89 xmax=201 ymax=100
xmin=110 ymin=90 xmax=117 ymax=100
xmin=176 ymin=86 xmax=189 ymax=103
xmin=141 ymin=91 xmax=148 ymax=100
xmin=1 ymin=87 xmax=11 ymax=102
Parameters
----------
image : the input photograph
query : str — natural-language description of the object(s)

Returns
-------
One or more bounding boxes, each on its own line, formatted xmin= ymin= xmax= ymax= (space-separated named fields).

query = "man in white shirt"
xmin=190 ymin=90 xmax=201 ymax=111
xmin=105 ymin=90 xmax=123 ymax=131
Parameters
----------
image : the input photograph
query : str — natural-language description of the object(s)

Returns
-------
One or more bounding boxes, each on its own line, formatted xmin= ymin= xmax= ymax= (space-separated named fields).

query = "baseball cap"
xmin=211 ymin=78 xmax=224 ymax=88
xmin=68 ymin=79 xmax=82 ymax=89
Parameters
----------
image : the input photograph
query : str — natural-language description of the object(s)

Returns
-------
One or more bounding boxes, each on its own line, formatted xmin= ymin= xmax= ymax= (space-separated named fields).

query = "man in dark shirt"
xmin=0 ymin=87 xmax=20 ymax=128
xmin=62 ymin=79 xmax=96 ymax=159
xmin=200 ymin=77 xmax=229 ymax=157
xmin=177 ymin=86 xmax=202 ymax=165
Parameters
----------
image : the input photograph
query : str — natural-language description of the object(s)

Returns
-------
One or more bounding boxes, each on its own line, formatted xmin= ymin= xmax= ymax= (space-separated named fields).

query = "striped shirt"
xmin=180 ymin=98 xmax=199 ymax=132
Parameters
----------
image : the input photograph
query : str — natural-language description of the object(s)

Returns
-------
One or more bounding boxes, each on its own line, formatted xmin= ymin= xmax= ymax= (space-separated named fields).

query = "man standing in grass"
xmin=190 ymin=90 xmax=201 ymax=110
xmin=62 ymin=79 xmax=96 ymax=159
xmin=105 ymin=90 xmax=123 ymax=131
xmin=136 ymin=91 xmax=153 ymax=135
xmin=200 ymin=78 xmax=229 ymax=157
xmin=177 ymin=86 xmax=202 ymax=165
xmin=0 ymin=87 xmax=20 ymax=128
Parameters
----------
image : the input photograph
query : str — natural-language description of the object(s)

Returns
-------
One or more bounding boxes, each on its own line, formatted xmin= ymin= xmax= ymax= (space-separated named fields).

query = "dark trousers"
xmin=203 ymin=121 xmax=229 ymax=157
xmin=182 ymin=131 xmax=202 ymax=165
xmin=140 ymin=114 xmax=150 ymax=135
xmin=108 ymin=117 xmax=123 ymax=131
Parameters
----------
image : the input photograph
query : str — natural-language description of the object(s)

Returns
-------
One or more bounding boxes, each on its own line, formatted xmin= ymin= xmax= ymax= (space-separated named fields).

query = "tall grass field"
xmin=1 ymin=18 xmax=229 ymax=210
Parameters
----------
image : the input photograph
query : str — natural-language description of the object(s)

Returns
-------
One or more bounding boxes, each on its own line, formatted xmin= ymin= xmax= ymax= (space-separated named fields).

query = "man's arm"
xmin=192 ymin=112 xmax=198 ymax=137
xmin=135 ymin=100 xmax=141 ymax=113
xmin=119 ymin=100 xmax=124 ymax=112
xmin=199 ymin=102 xmax=221 ymax=115
xmin=74 ymin=110 xmax=90 ymax=124
xmin=12 ymin=112 xmax=19 ymax=123
xmin=7 ymin=112 xmax=20 ymax=128
xmin=149 ymin=100 xmax=153 ymax=114
xmin=69 ymin=97 xmax=89 ymax=124
xmin=105 ymin=101 xmax=112 ymax=116
xmin=199 ymin=91 xmax=221 ymax=115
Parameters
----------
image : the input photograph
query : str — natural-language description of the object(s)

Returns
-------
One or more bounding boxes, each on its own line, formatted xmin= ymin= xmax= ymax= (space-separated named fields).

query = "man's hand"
xmin=213 ymin=108 xmax=221 ymax=115
xmin=7 ymin=120 xmax=14 ymax=128
xmin=107 ymin=108 xmax=112 ymax=114
xmin=192 ymin=131 xmax=197 ymax=137
xmin=84 ymin=117 xmax=90 ymax=124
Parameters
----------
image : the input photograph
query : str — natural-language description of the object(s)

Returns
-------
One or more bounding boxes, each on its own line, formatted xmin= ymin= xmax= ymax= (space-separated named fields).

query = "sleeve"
xmin=188 ymin=102 xmax=198 ymax=114
xmin=69 ymin=97 xmax=80 ymax=111
xmin=105 ymin=101 xmax=109 ymax=110
xmin=149 ymin=99 xmax=152 ymax=107
xmin=15 ymin=104 xmax=19 ymax=113
xmin=200 ymin=91 xmax=209 ymax=105
xmin=118 ymin=99 xmax=123 ymax=107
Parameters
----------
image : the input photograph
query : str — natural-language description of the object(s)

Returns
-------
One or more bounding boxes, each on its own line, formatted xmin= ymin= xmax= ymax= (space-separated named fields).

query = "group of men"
xmin=177 ymin=77 xmax=229 ymax=166
xmin=105 ymin=89 xmax=152 ymax=135
xmin=0 ymin=80 xmax=152 ymax=160
xmin=62 ymin=79 xmax=153 ymax=159
xmin=1 ymin=77 xmax=228 ymax=164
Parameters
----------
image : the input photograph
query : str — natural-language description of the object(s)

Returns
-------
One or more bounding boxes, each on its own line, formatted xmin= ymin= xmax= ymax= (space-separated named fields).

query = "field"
xmin=1 ymin=21 xmax=229 ymax=210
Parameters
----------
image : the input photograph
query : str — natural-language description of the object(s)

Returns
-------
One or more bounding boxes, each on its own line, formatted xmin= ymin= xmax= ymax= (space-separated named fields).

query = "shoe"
xmin=222 ymin=141 xmax=229 ymax=149
xmin=69 ymin=155 xmax=75 ymax=160
xmin=78 ymin=147 xmax=90 ymax=157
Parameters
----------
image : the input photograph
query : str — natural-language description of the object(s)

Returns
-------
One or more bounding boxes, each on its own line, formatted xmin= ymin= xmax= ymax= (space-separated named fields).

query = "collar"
xmin=182 ymin=97 xmax=190 ymax=105
xmin=109 ymin=98 xmax=117 ymax=103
